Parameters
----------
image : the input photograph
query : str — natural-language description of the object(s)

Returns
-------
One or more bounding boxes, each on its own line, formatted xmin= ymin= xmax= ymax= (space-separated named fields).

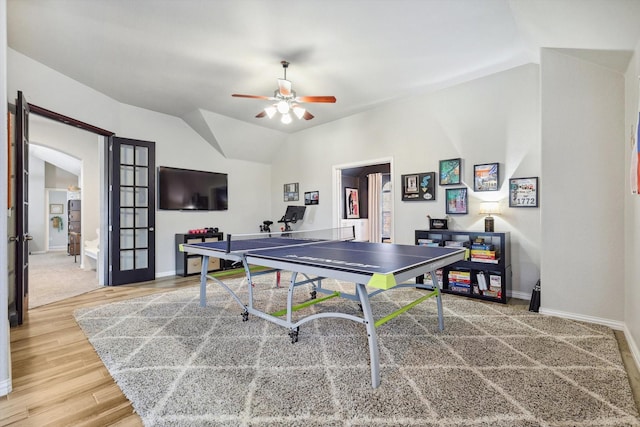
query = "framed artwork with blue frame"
xmin=439 ymin=158 xmax=461 ymax=185
xmin=445 ymin=187 xmax=468 ymax=214
xmin=474 ymin=162 xmax=499 ymax=191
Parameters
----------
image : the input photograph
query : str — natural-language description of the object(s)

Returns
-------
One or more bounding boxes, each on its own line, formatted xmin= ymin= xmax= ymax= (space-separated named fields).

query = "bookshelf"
xmin=414 ymin=230 xmax=511 ymax=303
xmin=175 ymin=232 xmax=224 ymax=277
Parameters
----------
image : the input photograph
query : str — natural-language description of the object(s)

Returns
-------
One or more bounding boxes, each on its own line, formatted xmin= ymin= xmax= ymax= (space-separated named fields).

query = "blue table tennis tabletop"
xmin=182 ymin=237 xmax=464 ymax=287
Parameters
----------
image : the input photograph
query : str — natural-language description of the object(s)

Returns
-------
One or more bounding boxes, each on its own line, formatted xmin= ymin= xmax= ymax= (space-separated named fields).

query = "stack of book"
xmin=447 ymin=270 xmax=470 ymax=293
xmin=417 ymin=238 xmax=442 ymax=247
xmin=424 ymin=269 xmax=443 ymax=286
xmin=470 ymin=242 xmax=499 ymax=263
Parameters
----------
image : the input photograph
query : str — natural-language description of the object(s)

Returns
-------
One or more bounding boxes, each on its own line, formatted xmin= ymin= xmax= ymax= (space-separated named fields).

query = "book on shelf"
xmin=425 ymin=269 xmax=443 ymax=285
xmin=471 ymin=243 xmax=495 ymax=251
xmin=449 ymin=284 xmax=471 ymax=293
xmin=444 ymin=240 xmax=469 ymax=248
xmin=470 ymin=257 xmax=499 ymax=264
xmin=470 ymin=249 xmax=496 ymax=256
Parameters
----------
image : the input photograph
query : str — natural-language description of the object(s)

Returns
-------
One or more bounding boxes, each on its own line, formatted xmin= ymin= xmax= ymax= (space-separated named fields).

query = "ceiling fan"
xmin=232 ymin=61 xmax=336 ymax=124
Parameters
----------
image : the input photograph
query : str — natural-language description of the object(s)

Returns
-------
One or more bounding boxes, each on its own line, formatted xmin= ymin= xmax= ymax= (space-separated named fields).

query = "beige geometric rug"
xmin=74 ymin=275 xmax=640 ymax=426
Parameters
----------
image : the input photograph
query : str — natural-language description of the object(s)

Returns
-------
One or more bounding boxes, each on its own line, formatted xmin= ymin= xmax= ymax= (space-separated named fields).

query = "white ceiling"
xmin=7 ymin=0 xmax=640 ymax=135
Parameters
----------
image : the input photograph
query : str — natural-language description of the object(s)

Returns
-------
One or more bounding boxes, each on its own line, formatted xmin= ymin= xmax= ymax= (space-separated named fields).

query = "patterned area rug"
xmin=74 ymin=275 xmax=640 ymax=426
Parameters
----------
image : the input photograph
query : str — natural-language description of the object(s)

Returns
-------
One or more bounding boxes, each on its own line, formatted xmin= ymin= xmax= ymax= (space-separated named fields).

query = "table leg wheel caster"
xmin=241 ymin=310 xmax=249 ymax=322
xmin=310 ymin=290 xmax=317 ymax=299
xmin=289 ymin=327 xmax=299 ymax=344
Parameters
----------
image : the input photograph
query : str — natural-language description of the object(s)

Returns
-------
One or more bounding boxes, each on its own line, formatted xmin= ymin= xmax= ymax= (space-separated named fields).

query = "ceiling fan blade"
xmin=296 ymin=96 xmax=336 ymax=103
xmin=232 ymin=94 xmax=272 ymax=100
xmin=255 ymin=111 xmax=267 ymax=118
xmin=278 ymin=79 xmax=292 ymax=97
xmin=303 ymin=111 xmax=314 ymax=120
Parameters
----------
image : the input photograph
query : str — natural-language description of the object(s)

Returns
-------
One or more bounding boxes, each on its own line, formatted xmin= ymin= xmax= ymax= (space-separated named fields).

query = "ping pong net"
xmin=224 ymin=226 xmax=356 ymax=253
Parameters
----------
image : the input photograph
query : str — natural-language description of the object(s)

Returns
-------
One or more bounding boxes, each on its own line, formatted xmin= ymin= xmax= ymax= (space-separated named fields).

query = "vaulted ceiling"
xmin=8 ymin=0 xmax=640 ymax=139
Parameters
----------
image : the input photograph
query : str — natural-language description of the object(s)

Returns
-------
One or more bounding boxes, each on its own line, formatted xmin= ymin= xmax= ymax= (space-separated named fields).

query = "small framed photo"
xmin=439 ymin=158 xmax=461 ymax=186
xmin=509 ymin=177 xmax=538 ymax=207
xmin=49 ymin=203 xmax=63 ymax=214
xmin=304 ymin=191 xmax=319 ymax=205
xmin=284 ymin=182 xmax=299 ymax=202
xmin=345 ymin=188 xmax=360 ymax=219
xmin=474 ymin=163 xmax=499 ymax=192
xmin=445 ymin=188 xmax=468 ymax=214
xmin=401 ymin=172 xmax=435 ymax=201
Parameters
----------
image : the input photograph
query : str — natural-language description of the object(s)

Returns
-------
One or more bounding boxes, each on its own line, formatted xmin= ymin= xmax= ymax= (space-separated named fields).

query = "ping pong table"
xmin=180 ymin=227 xmax=465 ymax=388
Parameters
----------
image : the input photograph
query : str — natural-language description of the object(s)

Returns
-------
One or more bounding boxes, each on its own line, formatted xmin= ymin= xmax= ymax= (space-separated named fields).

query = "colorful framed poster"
xmin=445 ymin=187 xmax=468 ymax=214
xmin=345 ymin=188 xmax=360 ymax=218
xmin=304 ymin=191 xmax=319 ymax=205
xmin=439 ymin=158 xmax=461 ymax=186
xmin=474 ymin=163 xmax=499 ymax=192
xmin=509 ymin=177 xmax=538 ymax=207
xmin=401 ymin=172 xmax=435 ymax=201
xmin=284 ymin=182 xmax=299 ymax=202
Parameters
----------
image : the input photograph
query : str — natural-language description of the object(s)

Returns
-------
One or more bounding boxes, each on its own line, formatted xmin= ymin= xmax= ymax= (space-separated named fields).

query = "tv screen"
xmin=158 ymin=166 xmax=228 ymax=211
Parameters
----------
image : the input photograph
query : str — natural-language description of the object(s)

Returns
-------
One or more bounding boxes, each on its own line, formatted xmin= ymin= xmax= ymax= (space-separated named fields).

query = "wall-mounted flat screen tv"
xmin=158 ymin=166 xmax=228 ymax=211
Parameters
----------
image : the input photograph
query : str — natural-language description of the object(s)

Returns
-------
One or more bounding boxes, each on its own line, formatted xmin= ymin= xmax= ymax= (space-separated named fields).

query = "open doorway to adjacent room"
xmin=27 ymin=116 xmax=102 ymax=308
xmin=333 ymin=158 xmax=393 ymax=243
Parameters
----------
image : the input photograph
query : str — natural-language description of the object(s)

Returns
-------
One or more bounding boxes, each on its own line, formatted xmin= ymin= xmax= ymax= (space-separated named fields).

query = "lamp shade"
xmin=479 ymin=201 xmax=500 ymax=215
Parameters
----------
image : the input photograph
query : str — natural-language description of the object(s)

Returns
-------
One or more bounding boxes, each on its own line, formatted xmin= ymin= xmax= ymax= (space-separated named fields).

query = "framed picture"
xmin=345 ymin=188 xmax=360 ymax=219
xmin=439 ymin=158 xmax=461 ymax=185
xmin=474 ymin=163 xmax=499 ymax=192
xmin=509 ymin=177 xmax=538 ymax=207
xmin=445 ymin=188 xmax=468 ymax=214
xmin=284 ymin=182 xmax=299 ymax=202
xmin=304 ymin=191 xmax=319 ymax=205
xmin=49 ymin=203 xmax=64 ymax=214
xmin=401 ymin=172 xmax=436 ymax=201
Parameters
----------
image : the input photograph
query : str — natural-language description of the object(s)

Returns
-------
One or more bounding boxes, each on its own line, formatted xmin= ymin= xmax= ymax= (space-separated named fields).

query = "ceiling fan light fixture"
xmin=281 ymin=113 xmax=292 ymax=124
xmin=277 ymin=100 xmax=290 ymax=114
xmin=293 ymin=106 xmax=306 ymax=120
xmin=264 ymin=106 xmax=277 ymax=119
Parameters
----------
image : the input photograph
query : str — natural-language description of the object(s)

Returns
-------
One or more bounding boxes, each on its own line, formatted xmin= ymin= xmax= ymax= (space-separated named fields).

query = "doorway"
xmin=333 ymin=158 xmax=393 ymax=242
xmin=27 ymin=118 xmax=102 ymax=307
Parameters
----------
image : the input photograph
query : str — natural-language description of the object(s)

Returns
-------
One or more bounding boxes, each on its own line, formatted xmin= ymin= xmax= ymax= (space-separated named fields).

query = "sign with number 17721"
xmin=509 ymin=177 xmax=538 ymax=207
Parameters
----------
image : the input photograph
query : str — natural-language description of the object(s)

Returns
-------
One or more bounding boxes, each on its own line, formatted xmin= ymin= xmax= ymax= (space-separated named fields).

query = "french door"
xmin=12 ymin=91 xmax=31 ymax=325
xmin=109 ymin=136 xmax=156 ymax=285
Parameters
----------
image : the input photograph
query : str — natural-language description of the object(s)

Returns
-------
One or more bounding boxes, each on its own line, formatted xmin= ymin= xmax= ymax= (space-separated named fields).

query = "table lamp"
xmin=479 ymin=201 xmax=500 ymax=232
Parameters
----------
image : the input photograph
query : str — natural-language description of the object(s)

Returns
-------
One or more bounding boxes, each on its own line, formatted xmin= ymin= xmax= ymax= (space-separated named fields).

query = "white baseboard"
xmin=538 ymin=307 xmax=625 ymax=331
xmin=156 ymin=270 xmax=176 ymax=278
xmin=509 ymin=290 xmax=530 ymax=300
xmin=0 ymin=377 xmax=12 ymax=397
xmin=623 ymin=324 xmax=640 ymax=375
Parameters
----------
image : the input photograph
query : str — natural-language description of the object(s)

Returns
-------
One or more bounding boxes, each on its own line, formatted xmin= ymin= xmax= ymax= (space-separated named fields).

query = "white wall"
xmin=7 ymin=48 xmax=272 ymax=278
xmin=540 ymin=49 xmax=625 ymax=325
xmin=272 ymin=64 xmax=542 ymax=299
xmin=27 ymin=153 xmax=45 ymax=253
xmin=624 ymin=41 xmax=640 ymax=371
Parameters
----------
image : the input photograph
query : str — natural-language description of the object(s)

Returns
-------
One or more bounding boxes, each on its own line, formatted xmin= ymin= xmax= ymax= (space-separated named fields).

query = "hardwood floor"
xmin=0 ymin=275 xmax=201 ymax=426
xmin=2 ymin=274 xmax=639 ymax=426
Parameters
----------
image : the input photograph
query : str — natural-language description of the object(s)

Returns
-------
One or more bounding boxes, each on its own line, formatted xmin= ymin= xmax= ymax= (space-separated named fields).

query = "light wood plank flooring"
xmin=2 ymin=275 xmax=639 ymax=426
xmin=1 ymin=275 xmax=201 ymax=426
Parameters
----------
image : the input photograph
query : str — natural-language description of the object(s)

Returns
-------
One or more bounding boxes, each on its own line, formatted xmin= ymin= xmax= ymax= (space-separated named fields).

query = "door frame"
xmin=332 ymin=157 xmax=394 ymax=242
xmin=25 ymin=103 xmax=114 ymax=287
